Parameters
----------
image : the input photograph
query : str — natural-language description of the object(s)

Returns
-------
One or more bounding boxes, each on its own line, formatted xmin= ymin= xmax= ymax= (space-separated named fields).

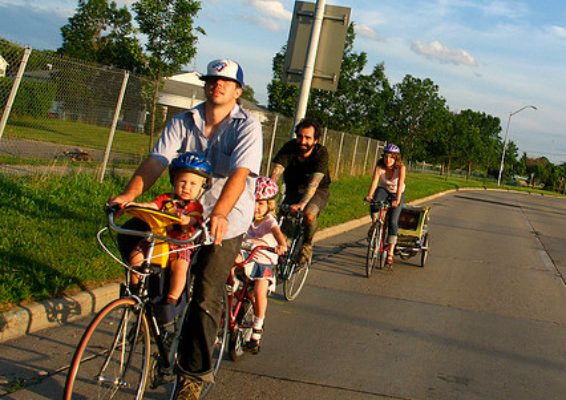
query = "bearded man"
xmin=270 ymin=118 xmax=331 ymax=265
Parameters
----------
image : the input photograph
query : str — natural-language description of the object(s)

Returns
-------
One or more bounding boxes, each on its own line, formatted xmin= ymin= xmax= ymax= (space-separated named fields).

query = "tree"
xmin=242 ymin=85 xmax=258 ymax=104
xmin=267 ymin=45 xmax=300 ymax=117
xmin=133 ymin=0 xmax=204 ymax=148
xmin=267 ymin=24 xmax=391 ymax=135
xmin=385 ymin=75 xmax=447 ymax=162
xmin=450 ymin=110 xmax=501 ymax=179
xmin=59 ymin=0 xmax=144 ymax=72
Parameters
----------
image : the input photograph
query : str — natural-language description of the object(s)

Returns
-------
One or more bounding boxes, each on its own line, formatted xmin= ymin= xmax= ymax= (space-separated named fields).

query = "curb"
xmin=0 ymin=284 xmax=120 ymax=343
xmin=0 ymin=190 xmax=456 ymax=343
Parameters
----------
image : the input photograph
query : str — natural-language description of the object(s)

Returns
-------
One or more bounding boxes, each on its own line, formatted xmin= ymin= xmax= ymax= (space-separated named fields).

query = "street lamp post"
xmin=496 ymin=105 xmax=537 ymax=186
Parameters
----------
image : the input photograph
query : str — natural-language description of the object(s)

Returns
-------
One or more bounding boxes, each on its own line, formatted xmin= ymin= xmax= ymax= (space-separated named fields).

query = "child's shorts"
xmin=169 ymin=243 xmax=192 ymax=263
xmin=243 ymin=261 xmax=276 ymax=292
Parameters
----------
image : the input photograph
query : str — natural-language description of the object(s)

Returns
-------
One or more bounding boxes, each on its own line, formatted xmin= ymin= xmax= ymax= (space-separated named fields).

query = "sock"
xmin=253 ymin=316 xmax=264 ymax=330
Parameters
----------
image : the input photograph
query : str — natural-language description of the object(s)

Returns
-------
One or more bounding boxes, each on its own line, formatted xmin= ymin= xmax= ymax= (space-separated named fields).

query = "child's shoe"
xmin=247 ymin=328 xmax=263 ymax=354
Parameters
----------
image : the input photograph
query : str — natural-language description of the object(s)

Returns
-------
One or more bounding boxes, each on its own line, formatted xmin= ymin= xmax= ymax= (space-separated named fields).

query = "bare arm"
xmin=271 ymin=224 xmax=288 ymax=255
xmin=270 ymin=163 xmax=285 ymax=183
xmin=297 ymin=172 xmax=324 ymax=209
xmin=124 ymin=201 xmax=159 ymax=210
xmin=392 ymin=165 xmax=406 ymax=208
xmin=210 ymin=167 xmax=250 ymax=244
xmin=365 ymin=165 xmax=381 ymax=202
xmin=110 ymin=156 xmax=166 ymax=205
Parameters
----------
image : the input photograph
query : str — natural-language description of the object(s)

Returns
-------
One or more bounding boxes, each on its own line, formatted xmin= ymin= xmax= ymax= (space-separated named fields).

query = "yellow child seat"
xmin=124 ymin=206 xmax=182 ymax=269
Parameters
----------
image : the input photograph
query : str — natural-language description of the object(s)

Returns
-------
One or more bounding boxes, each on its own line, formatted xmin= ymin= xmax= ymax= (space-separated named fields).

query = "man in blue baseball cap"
xmin=110 ymin=57 xmax=262 ymax=399
xmin=200 ymin=58 xmax=245 ymax=87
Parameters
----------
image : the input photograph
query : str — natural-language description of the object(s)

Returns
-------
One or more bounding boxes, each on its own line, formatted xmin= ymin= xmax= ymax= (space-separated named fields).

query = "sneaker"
xmin=247 ymin=328 xmax=263 ymax=354
xmin=172 ymin=375 xmax=204 ymax=400
xmin=299 ymin=244 xmax=313 ymax=265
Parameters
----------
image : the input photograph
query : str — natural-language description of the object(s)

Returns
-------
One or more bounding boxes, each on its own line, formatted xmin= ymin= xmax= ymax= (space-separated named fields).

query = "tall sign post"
xmin=283 ymin=0 xmax=351 ymax=135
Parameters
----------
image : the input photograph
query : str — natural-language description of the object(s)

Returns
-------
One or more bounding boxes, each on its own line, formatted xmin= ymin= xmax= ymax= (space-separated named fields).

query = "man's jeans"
xmin=177 ymin=235 xmax=243 ymax=382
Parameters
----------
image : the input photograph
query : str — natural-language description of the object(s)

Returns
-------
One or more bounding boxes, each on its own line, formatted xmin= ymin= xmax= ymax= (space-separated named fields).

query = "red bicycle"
xmin=365 ymin=200 xmax=391 ymax=277
xmin=226 ymin=244 xmax=276 ymax=361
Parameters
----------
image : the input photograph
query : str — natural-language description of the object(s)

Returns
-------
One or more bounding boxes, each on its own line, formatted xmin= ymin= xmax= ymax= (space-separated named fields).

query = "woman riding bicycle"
xmin=365 ymin=143 xmax=406 ymax=267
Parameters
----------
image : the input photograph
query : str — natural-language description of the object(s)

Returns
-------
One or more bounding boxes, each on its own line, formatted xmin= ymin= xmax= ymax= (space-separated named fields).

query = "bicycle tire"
xmin=283 ymin=260 xmax=309 ymax=301
xmin=378 ymin=224 xmax=387 ymax=270
xmin=228 ymin=298 xmax=254 ymax=361
xmin=64 ymin=298 xmax=151 ymax=400
xmin=365 ymin=224 xmax=379 ymax=277
xmin=420 ymin=233 xmax=430 ymax=267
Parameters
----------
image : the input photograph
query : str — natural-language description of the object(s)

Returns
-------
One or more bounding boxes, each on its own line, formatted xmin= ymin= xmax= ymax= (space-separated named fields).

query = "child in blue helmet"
xmin=365 ymin=143 xmax=406 ymax=267
xmin=126 ymin=152 xmax=211 ymax=320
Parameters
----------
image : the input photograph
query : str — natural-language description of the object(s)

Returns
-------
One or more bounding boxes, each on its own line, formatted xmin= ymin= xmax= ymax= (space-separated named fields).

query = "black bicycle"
xmin=64 ymin=205 xmax=228 ymax=399
xmin=277 ymin=204 xmax=310 ymax=301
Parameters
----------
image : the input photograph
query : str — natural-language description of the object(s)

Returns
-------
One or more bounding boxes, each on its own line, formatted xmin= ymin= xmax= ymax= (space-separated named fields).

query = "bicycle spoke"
xmin=64 ymin=299 xmax=151 ymax=400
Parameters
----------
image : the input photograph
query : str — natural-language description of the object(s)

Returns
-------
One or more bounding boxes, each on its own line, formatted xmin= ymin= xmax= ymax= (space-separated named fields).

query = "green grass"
xmin=4 ymin=115 xmax=150 ymax=156
xmin=0 ymin=170 xmax=561 ymax=310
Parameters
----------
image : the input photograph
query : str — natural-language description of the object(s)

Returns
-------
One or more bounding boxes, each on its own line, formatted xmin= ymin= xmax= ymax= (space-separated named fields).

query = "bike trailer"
xmin=397 ymin=205 xmax=430 ymax=241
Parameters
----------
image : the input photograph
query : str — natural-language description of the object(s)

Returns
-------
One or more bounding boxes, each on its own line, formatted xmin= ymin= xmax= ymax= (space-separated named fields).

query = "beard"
xmin=298 ymin=142 xmax=315 ymax=155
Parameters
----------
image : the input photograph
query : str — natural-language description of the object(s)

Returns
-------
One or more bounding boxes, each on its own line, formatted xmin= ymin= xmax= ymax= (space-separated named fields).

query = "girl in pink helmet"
xmin=232 ymin=176 xmax=287 ymax=353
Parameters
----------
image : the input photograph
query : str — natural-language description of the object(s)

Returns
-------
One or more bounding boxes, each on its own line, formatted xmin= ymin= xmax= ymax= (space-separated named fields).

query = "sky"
xmin=1 ymin=0 xmax=565 ymax=164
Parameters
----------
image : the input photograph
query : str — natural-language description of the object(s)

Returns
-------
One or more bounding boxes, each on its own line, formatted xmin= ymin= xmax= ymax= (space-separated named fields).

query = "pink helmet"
xmin=255 ymin=176 xmax=279 ymax=200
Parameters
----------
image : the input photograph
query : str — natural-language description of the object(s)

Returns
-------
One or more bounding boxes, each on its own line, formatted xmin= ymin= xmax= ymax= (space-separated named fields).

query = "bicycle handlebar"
xmin=234 ymin=244 xmax=277 ymax=267
xmin=104 ymin=203 xmax=213 ymax=246
xmin=364 ymin=199 xmax=391 ymax=208
xmin=279 ymin=203 xmax=304 ymax=218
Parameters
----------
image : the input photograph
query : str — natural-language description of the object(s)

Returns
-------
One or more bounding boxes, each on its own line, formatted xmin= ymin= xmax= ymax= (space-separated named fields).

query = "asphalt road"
xmin=1 ymin=190 xmax=565 ymax=399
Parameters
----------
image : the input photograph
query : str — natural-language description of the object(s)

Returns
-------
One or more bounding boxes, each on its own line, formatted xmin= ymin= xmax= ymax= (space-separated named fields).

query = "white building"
xmin=159 ymin=71 xmax=269 ymax=123
xmin=0 ymin=55 xmax=8 ymax=77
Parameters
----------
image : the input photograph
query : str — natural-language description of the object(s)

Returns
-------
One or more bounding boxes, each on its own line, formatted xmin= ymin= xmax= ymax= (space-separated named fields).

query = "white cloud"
xmin=355 ymin=24 xmax=380 ymax=41
xmin=245 ymin=0 xmax=292 ymax=21
xmin=241 ymin=15 xmax=282 ymax=32
xmin=546 ymin=25 xmax=566 ymax=39
xmin=411 ymin=40 xmax=478 ymax=67
xmin=480 ymin=0 xmax=528 ymax=18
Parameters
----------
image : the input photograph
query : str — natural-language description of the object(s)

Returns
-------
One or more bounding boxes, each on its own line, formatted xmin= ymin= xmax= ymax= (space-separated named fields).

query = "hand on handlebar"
xmin=275 ymin=244 xmax=287 ymax=256
xmin=364 ymin=195 xmax=373 ymax=203
xmin=107 ymin=193 xmax=136 ymax=217
xmin=209 ymin=213 xmax=228 ymax=245
xmin=289 ymin=203 xmax=304 ymax=215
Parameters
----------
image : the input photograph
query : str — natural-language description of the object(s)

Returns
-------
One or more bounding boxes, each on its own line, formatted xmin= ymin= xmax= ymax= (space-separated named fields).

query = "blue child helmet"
xmin=384 ymin=143 xmax=400 ymax=154
xmin=169 ymin=152 xmax=212 ymax=185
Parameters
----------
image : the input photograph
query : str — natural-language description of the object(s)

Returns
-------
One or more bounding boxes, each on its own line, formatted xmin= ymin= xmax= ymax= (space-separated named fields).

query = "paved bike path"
xmin=0 ymin=189 xmax=464 ymax=344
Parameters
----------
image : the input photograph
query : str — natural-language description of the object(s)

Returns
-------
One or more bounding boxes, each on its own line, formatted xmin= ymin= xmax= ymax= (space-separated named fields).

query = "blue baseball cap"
xmin=200 ymin=59 xmax=245 ymax=87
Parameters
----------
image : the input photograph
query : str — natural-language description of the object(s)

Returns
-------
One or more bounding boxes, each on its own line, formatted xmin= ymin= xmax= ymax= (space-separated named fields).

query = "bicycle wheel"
xmin=64 ymin=298 xmax=151 ymax=400
xmin=215 ymin=290 xmax=229 ymax=371
xmin=283 ymin=260 xmax=309 ymax=301
xmin=228 ymin=298 xmax=254 ymax=361
xmin=420 ymin=233 xmax=430 ymax=267
xmin=365 ymin=224 xmax=379 ymax=277
xmin=378 ymin=225 xmax=388 ymax=270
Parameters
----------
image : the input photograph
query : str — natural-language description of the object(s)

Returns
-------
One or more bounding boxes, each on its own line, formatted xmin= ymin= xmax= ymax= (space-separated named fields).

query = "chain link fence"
xmin=0 ymin=41 xmax=385 ymax=180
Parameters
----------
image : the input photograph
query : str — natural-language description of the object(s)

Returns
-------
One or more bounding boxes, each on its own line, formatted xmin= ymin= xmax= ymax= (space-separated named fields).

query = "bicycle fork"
xmin=98 ymin=301 xmax=145 ymax=389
